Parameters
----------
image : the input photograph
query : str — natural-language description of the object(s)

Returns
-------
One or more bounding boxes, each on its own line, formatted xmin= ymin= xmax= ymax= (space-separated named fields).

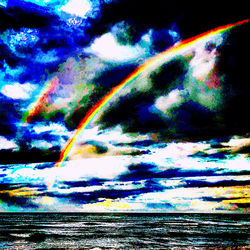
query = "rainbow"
xmin=55 ymin=19 xmax=249 ymax=167
xmin=22 ymin=76 xmax=59 ymax=123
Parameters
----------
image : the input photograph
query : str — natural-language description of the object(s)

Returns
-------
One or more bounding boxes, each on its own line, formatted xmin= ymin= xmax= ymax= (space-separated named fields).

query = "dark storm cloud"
xmin=90 ymin=3 xmax=249 ymax=139
xmin=149 ymin=57 xmax=189 ymax=94
xmin=0 ymin=3 xmax=61 ymax=71
xmin=0 ymin=192 xmax=39 ymax=208
xmin=185 ymin=179 xmax=250 ymax=188
xmin=1 ymin=0 xmax=248 ymax=136
xmin=118 ymin=163 xmax=158 ymax=181
xmin=202 ymin=197 xmax=247 ymax=202
xmin=1 ymin=1 xmax=248 ymax=82
xmin=0 ymin=2 xmax=93 ymax=86
xmin=93 ymin=64 xmax=136 ymax=89
xmin=111 ymin=20 xmax=144 ymax=46
xmin=46 ymin=179 xmax=165 ymax=204
xmin=100 ymin=22 xmax=250 ymax=139
xmin=190 ymin=151 xmax=227 ymax=161
xmin=0 ymin=122 xmax=70 ymax=164
xmin=234 ymin=203 xmax=250 ymax=209
xmin=0 ymin=94 xmax=20 ymax=136
xmin=151 ymin=26 xmax=180 ymax=53
xmin=99 ymin=91 xmax=166 ymax=133
xmin=118 ymin=163 xmax=219 ymax=182
xmin=98 ymin=55 xmax=218 ymax=137
xmin=223 ymin=170 xmax=250 ymax=176
xmin=0 ymin=183 xmax=42 ymax=208
xmin=217 ymin=23 xmax=250 ymax=136
xmin=0 ymin=2 xmax=54 ymax=32
xmin=93 ymin=0 xmax=249 ymax=39
xmin=201 ymin=197 xmax=250 ymax=209
xmin=62 ymin=178 xmax=106 ymax=188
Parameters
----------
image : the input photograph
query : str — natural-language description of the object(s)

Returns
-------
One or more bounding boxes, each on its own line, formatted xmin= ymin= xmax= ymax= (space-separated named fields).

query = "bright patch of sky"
xmin=59 ymin=0 xmax=92 ymax=18
xmin=1 ymin=156 xmax=131 ymax=186
xmin=1 ymin=82 xmax=37 ymax=100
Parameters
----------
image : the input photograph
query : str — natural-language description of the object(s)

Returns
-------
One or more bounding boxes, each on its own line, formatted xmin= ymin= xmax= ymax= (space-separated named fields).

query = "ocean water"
xmin=0 ymin=213 xmax=249 ymax=249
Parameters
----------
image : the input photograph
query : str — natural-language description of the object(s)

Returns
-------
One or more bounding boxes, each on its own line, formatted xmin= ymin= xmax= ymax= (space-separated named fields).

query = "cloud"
xmin=85 ymin=32 xmax=147 ymax=62
xmin=0 ymin=0 xmax=7 ymax=8
xmin=76 ymin=125 xmax=150 ymax=145
xmin=151 ymin=26 xmax=180 ymax=52
xmin=0 ymin=3 xmax=94 ymax=88
xmin=0 ymin=136 xmax=249 ymax=211
xmin=32 ymin=122 xmax=70 ymax=136
xmin=46 ymin=178 xmax=165 ymax=205
xmin=0 ymin=183 xmax=43 ymax=209
xmin=154 ymin=89 xmax=185 ymax=116
xmin=22 ymin=0 xmax=66 ymax=7
xmin=111 ymin=20 xmax=147 ymax=46
xmin=34 ymin=49 xmax=59 ymax=63
xmin=1 ymin=28 xmax=40 ymax=57
xmin=59 ymin=0 xmax=91 ymax=18
xmin=30 ymin=140 xmax=54 ymax=150
xmin=0 ymin=61 xmax=26 ymax=81
xmin=95 ymin=25 xmax=249 ymax=138
xmin=0 ymin=136 xmax=18 ymax=150
xmin=1 ymin=82 xmax=37 ymax=99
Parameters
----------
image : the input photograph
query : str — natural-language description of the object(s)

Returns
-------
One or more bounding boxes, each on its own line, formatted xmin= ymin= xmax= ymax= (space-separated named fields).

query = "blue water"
xmin=0 ymin=213 xmax=249 ymax=249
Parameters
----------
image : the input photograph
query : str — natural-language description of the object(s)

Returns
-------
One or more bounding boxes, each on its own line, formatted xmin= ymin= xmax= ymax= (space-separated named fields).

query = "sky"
xmin=0 ymin=0 xmax=249 ymax=212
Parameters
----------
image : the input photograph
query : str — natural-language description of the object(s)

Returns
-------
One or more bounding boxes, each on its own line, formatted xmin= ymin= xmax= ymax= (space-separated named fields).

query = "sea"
xmin=0 ymin=213 xmax=249 ymax=249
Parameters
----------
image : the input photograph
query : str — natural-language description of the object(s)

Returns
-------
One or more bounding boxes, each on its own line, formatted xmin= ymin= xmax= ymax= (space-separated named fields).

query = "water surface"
xmin=0 ymin=213 xmax=249 ymax=249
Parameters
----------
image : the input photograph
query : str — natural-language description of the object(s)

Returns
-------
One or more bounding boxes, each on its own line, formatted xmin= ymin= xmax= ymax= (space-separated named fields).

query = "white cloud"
xmin=59 ymin=0 xmax=91 ymax=17
xmin=1 ymin=82 xmax=37 ymax=100
xmin=77 ymin=126 xmax=150 ymax=144
xmin=0 ymin=136 xmax=19 ymax=150
xmin=33 ymin=123 xmax=70 ymax=136
xmin=31 ymin=140 xmax=54 ymax=149
xmin=155 ymin=89 xmax=184 ymax=114
xmin=57 ymin=180 xmax=145 ymax=195
xmin=1 ymin=156 xmax=131 ymax=187
xmin=189 ymin=43 xmax=217 ymax=81
xmin=85 ymin=33 xmax=147 ymax=62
